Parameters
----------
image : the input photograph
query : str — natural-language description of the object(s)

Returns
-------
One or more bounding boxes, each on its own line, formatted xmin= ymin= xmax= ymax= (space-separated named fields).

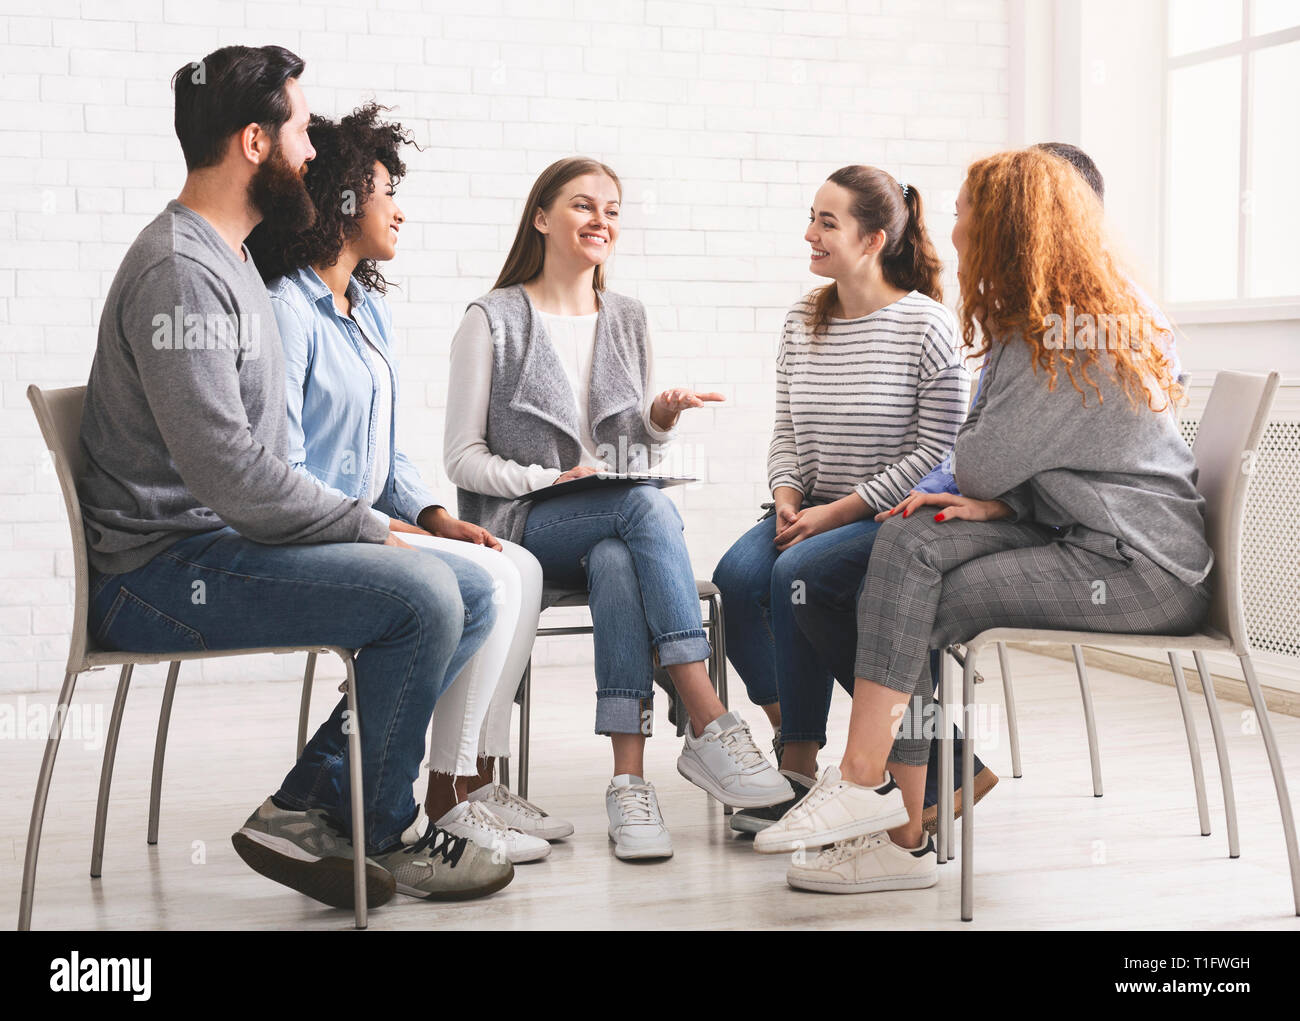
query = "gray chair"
xmin=20 ymin=384 xmax=371 ymax=930
xmin=937 ymin=370 xmax=1299 ymax=921
xmin=503 ymin=582 xmax=730 ymax=806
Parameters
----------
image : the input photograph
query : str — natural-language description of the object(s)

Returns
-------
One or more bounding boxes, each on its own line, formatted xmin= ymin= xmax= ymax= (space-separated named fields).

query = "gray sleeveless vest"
xmin=456 ymin=283 xmax=660 ymax=544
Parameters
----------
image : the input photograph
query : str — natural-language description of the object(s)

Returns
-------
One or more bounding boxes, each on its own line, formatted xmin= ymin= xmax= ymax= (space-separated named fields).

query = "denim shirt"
xmin=266 ymin=266 xmax=439 ymax=526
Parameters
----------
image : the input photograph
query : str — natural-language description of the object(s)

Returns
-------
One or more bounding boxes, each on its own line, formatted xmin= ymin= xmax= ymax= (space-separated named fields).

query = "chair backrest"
xmin=27 ymin=384 xmax=93 ymax=673
xmin=1192 ymin=370 xmax=1280 ymax=654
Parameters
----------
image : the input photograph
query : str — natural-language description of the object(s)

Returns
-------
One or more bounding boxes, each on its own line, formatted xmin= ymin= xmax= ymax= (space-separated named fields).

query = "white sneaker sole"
xmin=753 ymin=799 xmax=911 ymax=854
xmin=507 ymin=840 xmax=553 ymax=864
xmin=512 ymin=820 xmax=575 ymax=841
xmin=676 ymin=753 xmax=793 ymax=809
xmin=608 ymin=831 xmax=674 ymax=860
xmin=728 ymin=811 xmax=776 ymax=834
xmin=787 ymin=868 xmax=938 ymax=894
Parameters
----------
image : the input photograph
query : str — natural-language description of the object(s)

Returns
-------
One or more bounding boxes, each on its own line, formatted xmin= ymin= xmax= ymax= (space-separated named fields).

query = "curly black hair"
xmin=247 ymin=102 xmax=418 ymax=294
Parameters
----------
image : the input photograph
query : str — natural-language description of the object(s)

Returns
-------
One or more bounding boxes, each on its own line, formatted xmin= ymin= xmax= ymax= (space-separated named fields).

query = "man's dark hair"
xmin=171 ymin=45 xmax=305 ymax=172
xmin=246 ymin=103 xmax=418 ymax=294
xmin=1033 ymin=141 xmax=1104 ymax=204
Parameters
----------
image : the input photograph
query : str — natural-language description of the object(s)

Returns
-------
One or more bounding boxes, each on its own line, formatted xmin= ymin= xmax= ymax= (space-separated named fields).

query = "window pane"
xmin=1252 ymin=0 xmax=1300 ymax=35
xmin=1167 ymin=56 xmax=1241 ymax=303
xmin=1247 ymin=41 xmax=1300 ymax=298
xmin=1169 ymin=0 xmax=1242 ymax=56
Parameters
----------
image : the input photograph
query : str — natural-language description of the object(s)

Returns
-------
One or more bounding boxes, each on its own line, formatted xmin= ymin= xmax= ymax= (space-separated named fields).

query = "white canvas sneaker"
xmin=787 ymin=831 xmax=938 ymax=894
xmin=752 ymin=765 xmax=909 ymax=854
xmin=432 ymin=801 xmax=552 ymax=864
xmin=676 ymin=710 xmax=794 ymax=809
xmin=606 ymin=774 xmax=673 ymax=860
xmin=467 ymin=782 xmax=575 ymax=841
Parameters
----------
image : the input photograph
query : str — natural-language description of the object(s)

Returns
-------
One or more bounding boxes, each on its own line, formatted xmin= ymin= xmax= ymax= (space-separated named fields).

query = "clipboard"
xmin=517 ymin=472 xmax=699 ymax=504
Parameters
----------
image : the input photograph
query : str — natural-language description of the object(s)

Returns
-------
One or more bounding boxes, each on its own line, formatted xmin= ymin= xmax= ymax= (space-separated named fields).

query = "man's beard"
xmin=248 ymin=143 xmax=316 ymax=234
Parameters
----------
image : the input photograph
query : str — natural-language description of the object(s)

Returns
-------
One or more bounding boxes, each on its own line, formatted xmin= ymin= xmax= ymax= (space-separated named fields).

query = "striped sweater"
xmin=767 ymin=290 xmax=971 ymax=512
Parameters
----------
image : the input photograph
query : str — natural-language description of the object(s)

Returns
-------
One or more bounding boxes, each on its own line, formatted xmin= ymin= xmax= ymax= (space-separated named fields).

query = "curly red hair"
xmin=958 ymin=147 xmax=1178 ymax=411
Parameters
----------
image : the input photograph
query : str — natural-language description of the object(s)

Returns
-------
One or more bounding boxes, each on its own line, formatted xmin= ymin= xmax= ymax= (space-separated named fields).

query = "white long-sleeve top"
xmin=445 ymin=303 xmax=675 ymax=499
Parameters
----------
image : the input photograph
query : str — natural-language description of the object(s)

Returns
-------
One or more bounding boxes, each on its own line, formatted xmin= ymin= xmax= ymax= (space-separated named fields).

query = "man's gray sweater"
xmin=78 ymin=200 xmax=388 ymax=575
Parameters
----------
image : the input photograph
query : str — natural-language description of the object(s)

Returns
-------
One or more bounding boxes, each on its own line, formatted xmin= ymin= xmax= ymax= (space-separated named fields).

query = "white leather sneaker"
xmin=432 ymin=801 xmax=552 ymax=864
xmin=605 ymin=774 xmax=673 ymax=860
xmin=753 ymin=765 xmax=909 ymax=854
xmin=676 ymin=710 xmax=793 ymax=808
xmin=787 ymin=831 xmax=937 ymax=894
xmin=467 ymin=783 xmax=575 ymax=841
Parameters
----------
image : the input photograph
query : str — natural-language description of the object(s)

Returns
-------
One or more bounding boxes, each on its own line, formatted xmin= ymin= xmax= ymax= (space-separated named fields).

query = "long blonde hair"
xmin=959 ymin=147 xmax=1178 ymax=411
xmin=494 ymin=156 xmax=622 ymax=292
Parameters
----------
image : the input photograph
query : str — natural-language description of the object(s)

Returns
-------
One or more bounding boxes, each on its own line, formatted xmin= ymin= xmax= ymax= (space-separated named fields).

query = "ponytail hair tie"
xmin=898 ymin=180 xmax=910 ymax=200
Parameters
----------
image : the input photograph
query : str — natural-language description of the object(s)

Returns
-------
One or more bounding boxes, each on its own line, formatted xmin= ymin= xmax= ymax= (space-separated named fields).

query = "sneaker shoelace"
xmin=711 ymin=721 xmax=767 ymax=770
xmin=485 ymin=784 xmax=545 ymax=821
xmin=612 ymin=783 xmax=658 ymax=825
xmin=462 ymin=800 xmax=517 ymax=839
xmin=404 ymin=821 xmax=470 ymax=867
xmin=817 ymin=833 xmax=887 ymax=865
xmin=784 ymin=774 xmax=845 ymax=823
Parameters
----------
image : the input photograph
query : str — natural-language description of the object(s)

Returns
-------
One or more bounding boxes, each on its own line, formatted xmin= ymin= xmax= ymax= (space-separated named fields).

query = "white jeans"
xmin=403 ymin=534 xmax=543 ymax=775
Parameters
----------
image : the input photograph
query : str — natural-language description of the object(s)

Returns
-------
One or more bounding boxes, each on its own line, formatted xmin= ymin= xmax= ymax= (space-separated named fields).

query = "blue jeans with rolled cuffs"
xmin=86 ymin=526 xmax=496 ymax=854
xmin=519 ymin=484 xmax=712 ymax=736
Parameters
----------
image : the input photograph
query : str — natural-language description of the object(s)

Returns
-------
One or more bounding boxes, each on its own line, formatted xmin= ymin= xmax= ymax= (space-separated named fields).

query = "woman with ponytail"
xmin=714 ymin=165 xmax=970 ymax=835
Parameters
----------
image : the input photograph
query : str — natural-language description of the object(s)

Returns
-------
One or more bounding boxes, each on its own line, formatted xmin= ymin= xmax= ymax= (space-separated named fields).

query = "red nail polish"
xmin=935 ymin=513 xmax=945 ymax=521
xmin=903 ymin=509 xmax=909 ymax=518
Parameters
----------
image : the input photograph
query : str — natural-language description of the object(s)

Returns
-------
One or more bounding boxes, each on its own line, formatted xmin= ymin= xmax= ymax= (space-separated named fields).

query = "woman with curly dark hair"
xmin=247 ymin=105 xmax=562 ymax=882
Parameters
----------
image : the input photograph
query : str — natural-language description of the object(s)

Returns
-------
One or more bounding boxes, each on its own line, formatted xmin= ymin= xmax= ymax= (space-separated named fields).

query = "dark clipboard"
xmin=517 ymin=473 xmax=699 ymax=504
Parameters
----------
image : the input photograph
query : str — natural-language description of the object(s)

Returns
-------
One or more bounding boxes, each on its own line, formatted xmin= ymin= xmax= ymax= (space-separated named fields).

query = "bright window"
xmin=1164 ymin=0 xmax=1300 ymax=303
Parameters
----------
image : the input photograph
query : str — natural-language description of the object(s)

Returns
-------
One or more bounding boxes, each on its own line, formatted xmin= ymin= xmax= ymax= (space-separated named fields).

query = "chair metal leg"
xmin=1070 ymin=645 xmax=1104 ymax=798
xmin=518 ymin=660 xmax=531 ymax=801
xmin=340 ymin=652 xmax=367 ymax=929
xmin=961 ymin=653 xmax=976 ymax=921
xmin=705 ymin=593 xmax=734 ymax=815
xmin=147 ymin=661 xmax=182 ymax=845
xmin=995 ymin=641 xmax=1022 ymax=778
xmin=937 ymin=648 xmax=953 ymax=864
xmin=1167 ymin=651 xmax=1211 ymax=836
xmin=91 ymin=664 xmax=134 ymax=878
xmin=1238 ymin=654 xmax=1300 ymax=915
xmin=19 ymin=669 xmax=81 ymax=931
xmin=1192 ymin=650 xmax=1239 ymax=857
xmin=297 ymin=652 xmax=317 ymax=758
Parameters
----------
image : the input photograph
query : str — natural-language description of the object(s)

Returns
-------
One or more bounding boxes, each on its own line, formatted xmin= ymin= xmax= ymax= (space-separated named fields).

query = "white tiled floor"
xmin=4 ymin=647 xmax=1298 ymax=930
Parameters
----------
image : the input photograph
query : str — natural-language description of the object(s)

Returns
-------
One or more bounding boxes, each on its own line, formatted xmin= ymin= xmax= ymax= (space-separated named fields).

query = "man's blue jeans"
xmin=520 ymin=484 xmax=712 ymax=735
xmin=87 ymin=526 xmax=496 ymax=853
xmin=718 ymin=509 xmax=983 ymax=805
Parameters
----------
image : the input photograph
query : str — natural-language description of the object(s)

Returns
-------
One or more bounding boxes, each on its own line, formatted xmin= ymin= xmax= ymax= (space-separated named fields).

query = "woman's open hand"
xmin=650 ymin=388 xmax=726 ymax=431
xmin=553 ymin=465 xmax=604 ymax=485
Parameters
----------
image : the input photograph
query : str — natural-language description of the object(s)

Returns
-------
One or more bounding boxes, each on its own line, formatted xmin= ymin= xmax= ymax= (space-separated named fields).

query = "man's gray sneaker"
xmin=372 ymin=816 xmax=514 ymax=900
xmin=231 ymin=797 xmax=396 ymax=909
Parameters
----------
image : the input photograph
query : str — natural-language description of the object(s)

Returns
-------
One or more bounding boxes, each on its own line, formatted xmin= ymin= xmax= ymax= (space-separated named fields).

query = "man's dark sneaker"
xmin=728 ymin=769 xmax=814 ymax=834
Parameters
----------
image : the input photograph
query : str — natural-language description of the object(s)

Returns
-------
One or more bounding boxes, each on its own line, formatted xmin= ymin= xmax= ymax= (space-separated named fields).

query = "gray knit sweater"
xmin=78 ymin=201 xmax=389 ymax=575
xmin=953 ymin=334 xmax=1213 ymax=587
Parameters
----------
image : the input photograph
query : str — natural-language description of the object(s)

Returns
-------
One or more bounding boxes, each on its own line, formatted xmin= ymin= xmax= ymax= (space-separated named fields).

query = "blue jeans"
xmin=520 ymin=484 xmax=711 ymax=735
xmin=768 ymin=511 xmax=985 ymax=805
xmin=87 ymin=526 xmax=496 ymax=853
xmin=713 ymin=512 xmax=882 ymax=745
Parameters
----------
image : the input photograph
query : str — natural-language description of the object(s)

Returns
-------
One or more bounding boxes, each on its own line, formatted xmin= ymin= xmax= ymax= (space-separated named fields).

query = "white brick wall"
xmin=0 ymin=0 xmax=1008 ymax=692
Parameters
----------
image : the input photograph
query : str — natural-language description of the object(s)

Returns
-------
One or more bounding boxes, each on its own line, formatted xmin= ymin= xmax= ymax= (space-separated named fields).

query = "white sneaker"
xmin=787 ymin=831 xmax=937 ymax=894
xmin=432 ymin=801 xmax=552 ymax=864
xmin=676 ymin=710 xmax=793 ymax=809
xmin=468 ymin=782 xmax=574 ymax=841
xmin=752 ymin=765 xmax=908 ymax=855
xmin=605 ymin=774 xmax=673 ymax=860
